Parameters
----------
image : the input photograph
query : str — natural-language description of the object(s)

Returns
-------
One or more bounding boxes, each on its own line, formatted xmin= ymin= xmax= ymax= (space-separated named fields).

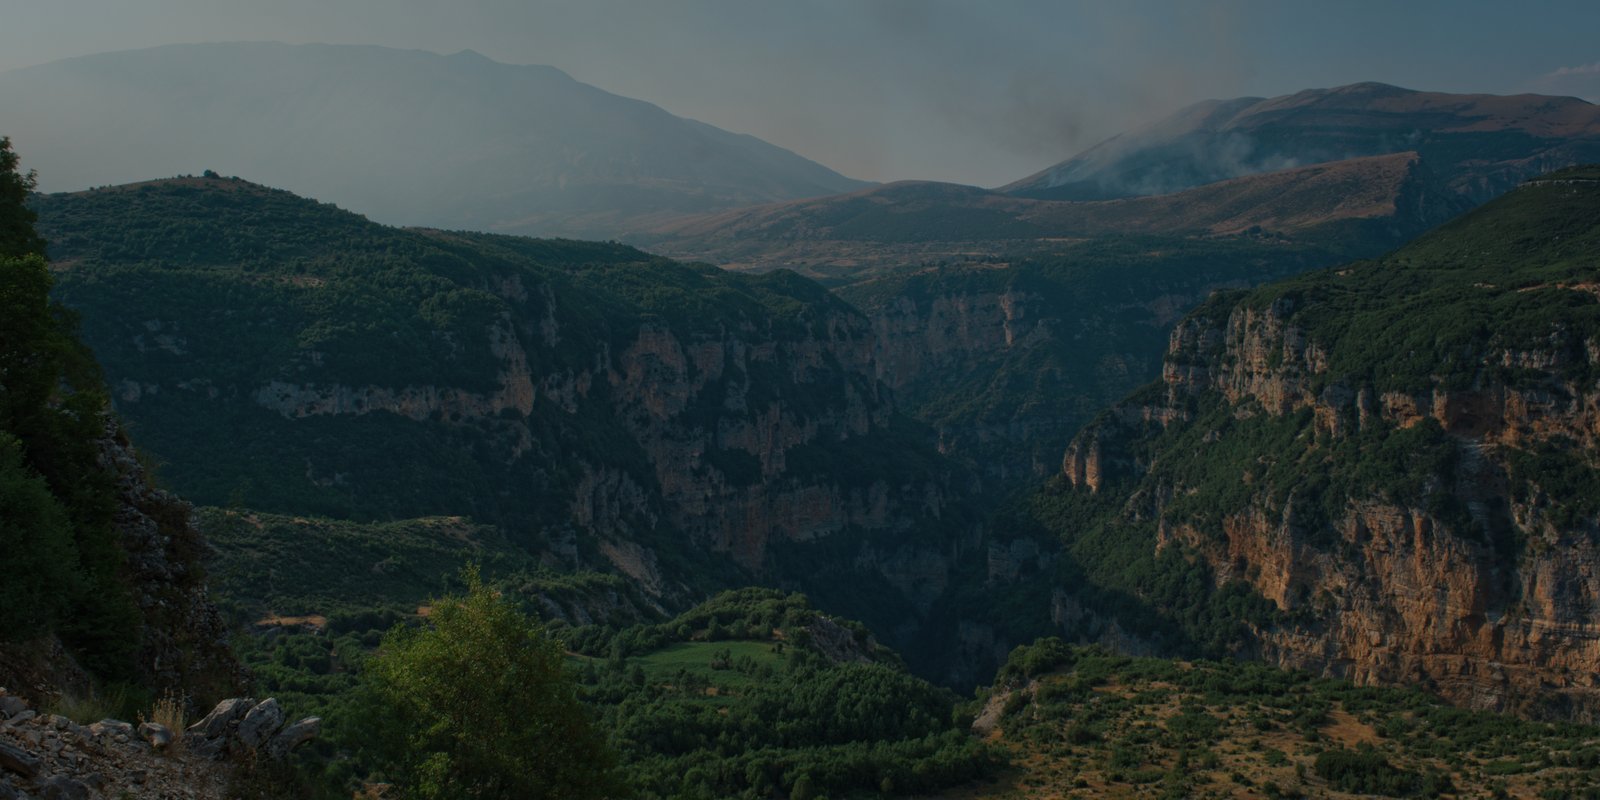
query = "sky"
xmin=2 ymin=0 xmax=1598 ymax=186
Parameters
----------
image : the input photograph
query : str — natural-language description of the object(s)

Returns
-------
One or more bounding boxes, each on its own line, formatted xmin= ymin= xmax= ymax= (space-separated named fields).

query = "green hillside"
xmin=977 ymin=640 xmax=1600 ymax=799
xmin=201 ymin=515 xmax=1001 ymax=800
xmin=1 ymin=140 xmax=241 ymax=707
xmin=34 ymin=176 xmax=977 ymax=643
xmin=995 ymin=171 xmax=1600 ymax=718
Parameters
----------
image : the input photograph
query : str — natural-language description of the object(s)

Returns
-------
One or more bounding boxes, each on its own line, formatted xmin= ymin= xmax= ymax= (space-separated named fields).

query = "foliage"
xmin=0 ymin=137 xmax=45 ymax=258
xmin=1312 ymin=747 xmax=1435 ymax=797
xmin=989 ymin=639 xmax=1600 ymax=799
xmin=358 ymin=569 xmax=623 ymax=800
xmin=1000 ymin=175 xmax=1600 ymax=678
xmin=0 ymin=431 xmax=79 ymax=637
xmin=213 ymin=559 xmax=997 ymax=799
xmin=34 ymin=176 xmax=971 ymax=637
xmin=835 ymin=234 xmax=1354 ymax=482
xmin=567 ymin=589 xmax=999 ymax=799
xmin=1240 ymin=178 xmax=1600 ymax=392
xmin=0 ymin=141 xmax=140 ymax=677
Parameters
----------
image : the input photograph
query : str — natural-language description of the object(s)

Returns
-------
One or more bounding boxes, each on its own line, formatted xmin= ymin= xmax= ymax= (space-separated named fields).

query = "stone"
xmin=0 ymin=778 xmax=17 ymax=800
xmin=235 ymin=698 xmax=285 ymax=750
xmin=6 ymin=711 xmax=34 ymax=726
xmin=0 ymin=742 xmax=39 ymax=778
xmin=37 ymin=775 xmax=89 ymax=800
xmin=264 ymin=716 xmax=321 ymax=759
xmin=0 ymin=697 xmax=25 ymax=720
xmin=88 ymin=719 xmax=133 ymax=739
xmin=185 ymin=697 xmax=253 ymax=741
xmin=138 ymin=721 xmax=174 ymax=750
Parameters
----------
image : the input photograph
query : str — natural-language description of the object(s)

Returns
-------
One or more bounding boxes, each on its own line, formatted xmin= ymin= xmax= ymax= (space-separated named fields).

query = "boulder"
xmin=88 ymin=720 xmax=133 ymax=739
xmin=264 ymin=716 xmax=321 ymax=759
xmin=186 ymin=697 xmax=254 ymax=741
xmin=0 ymin=742 xmax=39 ymax=779
xmin=37 ymin=775 xmax=89 ymax=800
xmin=137 ymin=721 xmax=174 ymax=750
xmin=0 ymin=697 xmax=26 ymax=720
xmin=235 ymin=698 xmax=285 ymax=750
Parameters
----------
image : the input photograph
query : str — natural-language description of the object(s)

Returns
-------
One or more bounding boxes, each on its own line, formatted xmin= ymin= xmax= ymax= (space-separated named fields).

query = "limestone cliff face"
xmin=856 ymin=283 xmax=1228 ymax=482
xmin=41 ymin=178 xmax=980 ymax=634
xmin=99 ymin=421 xmax=248 ymax=704
xmin=1062 ymin=289 xmax=1600 ymax=719
xmin=0 ymin=421 xmax=247 ymax=709
xmin=106 ymin=260 xmax=961 ymax=612
xmin=867 ymin=291 xmax=1044 ymax=392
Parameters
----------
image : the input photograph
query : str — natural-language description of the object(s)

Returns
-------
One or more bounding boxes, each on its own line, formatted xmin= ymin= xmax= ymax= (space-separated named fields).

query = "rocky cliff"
xmin=1050 ymin=170 xmax=1600 ymax=718
xmin=35 ymin=178 xmax=976 ymax=638
xmin=0 ymin=417 xmax=244 ymax=713
xmin=837 ymin=236 xmax=1349 ymax=484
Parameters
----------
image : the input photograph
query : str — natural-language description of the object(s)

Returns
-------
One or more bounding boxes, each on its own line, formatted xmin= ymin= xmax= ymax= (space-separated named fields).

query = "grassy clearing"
xmin=632 ymin=640 xmax=786 ymax=692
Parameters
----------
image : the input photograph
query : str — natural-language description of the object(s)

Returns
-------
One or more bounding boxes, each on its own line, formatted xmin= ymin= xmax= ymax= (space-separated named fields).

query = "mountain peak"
xmin=1003 ymin=85 xmax=1600 ymax=202
xmin=0 ymin=41 xmax=867 ymax=239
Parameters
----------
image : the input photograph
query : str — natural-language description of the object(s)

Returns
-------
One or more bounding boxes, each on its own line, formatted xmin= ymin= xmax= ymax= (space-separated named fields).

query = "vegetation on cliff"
xmin=1024 ymin=170 xmax=1600 ymax=716
xmin=358 ymin=570 xmax=622 ymax=800
xmin=983 ymin=639 xmax=1600 ymax=799
xmin=33 ymin=176 xmax=984 ymax=656
xmin=197 ymin=514 xmax=998 ymax=799
xmin=1 ymin=137 xmax=161 ymax=686
xmin=836 ymin=234 xmax=1347 ymax=482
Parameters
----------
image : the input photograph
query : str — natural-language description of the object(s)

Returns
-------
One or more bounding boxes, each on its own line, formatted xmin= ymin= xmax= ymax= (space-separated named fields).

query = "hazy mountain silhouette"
xmin=0 ymin=42 xmax=869 ymax=238
xmin=1004 ymin=82 xmax=1600 ymax=202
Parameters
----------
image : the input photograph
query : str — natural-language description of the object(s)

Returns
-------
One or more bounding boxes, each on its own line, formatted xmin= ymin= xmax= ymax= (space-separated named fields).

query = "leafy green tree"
xmin=0 ymin=138 xmax=133 ymax=672
xmin=0 ymin=136 xmax=45 ymax=258
xmin=360 ymin=569 xmax=622 ymax=799
xmin=0 ymin=431 xmax=77 ymax=639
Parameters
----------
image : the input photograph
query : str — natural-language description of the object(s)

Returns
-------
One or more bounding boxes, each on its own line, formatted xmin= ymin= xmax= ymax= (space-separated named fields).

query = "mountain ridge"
xmin=0 ymin=42 xmax=869 ymax=239
xmin=639 ymin=151 xmax=1453 ymax=277
xmin=1037 ymin=168 xmax=1600 ymax=719
xmin=1004 ymin=82 xmax=1600 ymax=201
xmin=33 ymin=174 xmax=979 ymax=656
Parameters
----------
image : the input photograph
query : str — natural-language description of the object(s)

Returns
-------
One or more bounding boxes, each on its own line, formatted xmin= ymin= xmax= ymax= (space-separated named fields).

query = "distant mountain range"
xmin=0 ymin=42 xmax=868 ymax=238
xmin=1003 ymin=81 xmax=1600 ymax=201
xmin=640 ymin=151 xmax=1459 ymax=275
xmin=644 ymin=83 xmax=1600 ymax=282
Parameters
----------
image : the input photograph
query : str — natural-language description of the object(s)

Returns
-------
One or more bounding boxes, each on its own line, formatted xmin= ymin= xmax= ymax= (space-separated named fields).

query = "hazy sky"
xmin=3 ymin=0 xmax=1598 ymax=186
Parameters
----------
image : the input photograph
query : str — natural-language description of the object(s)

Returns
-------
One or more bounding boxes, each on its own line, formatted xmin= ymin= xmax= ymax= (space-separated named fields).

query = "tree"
xmin=0 ymin=136 xmax=45 ymax=259
xmin=360 ymin=569 xmax=623 ymax=799
xmin=0 ymin=138 xmax=133 ymax=668
xmin=0 ymin=431 xmax=78 ymax=640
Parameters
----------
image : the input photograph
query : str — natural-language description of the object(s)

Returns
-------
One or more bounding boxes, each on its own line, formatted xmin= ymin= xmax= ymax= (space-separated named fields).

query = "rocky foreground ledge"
xmin=0 ymin=688 xmax=318 ymax=799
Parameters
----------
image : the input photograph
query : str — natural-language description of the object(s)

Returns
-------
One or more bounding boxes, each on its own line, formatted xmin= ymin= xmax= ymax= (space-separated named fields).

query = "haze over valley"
xmin=4 ymin=4 xmax=1600 ymax=798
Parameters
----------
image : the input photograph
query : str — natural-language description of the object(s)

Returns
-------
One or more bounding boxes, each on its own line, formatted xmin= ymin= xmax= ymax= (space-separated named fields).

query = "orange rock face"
xmin=1065 ymin=295 xmax=1600 ymax=719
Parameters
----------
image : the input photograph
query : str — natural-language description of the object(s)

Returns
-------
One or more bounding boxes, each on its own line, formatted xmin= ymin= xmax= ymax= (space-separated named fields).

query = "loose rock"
xmin=137 ymin=722 xmax=174 ymax=751
xmin=0 ymin=742 xmax=39 ymax=779
xmin=265 ymin=717 xmax=321 ymax=759
xmin=37 ymin=774 xmax=89 ymax=800
xmin=234 ymin=699 xmax=284 ymax=750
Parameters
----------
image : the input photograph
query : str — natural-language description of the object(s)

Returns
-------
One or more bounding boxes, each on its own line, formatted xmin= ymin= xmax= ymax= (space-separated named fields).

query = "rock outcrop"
xmin=0 ymin=689 xmax=314 ymax=800
xmin=1052 ymin=176 xmax=1600 ymax=718
xmin=184 ymin=697 xmax=319 ymax=762
xmin=40 ymin=180 xmax=975 ymax=639
xmin=96 ymin=421 xmax=249 ymax=706
xmin=836 ymin=240 xmax=1340 ymax=485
